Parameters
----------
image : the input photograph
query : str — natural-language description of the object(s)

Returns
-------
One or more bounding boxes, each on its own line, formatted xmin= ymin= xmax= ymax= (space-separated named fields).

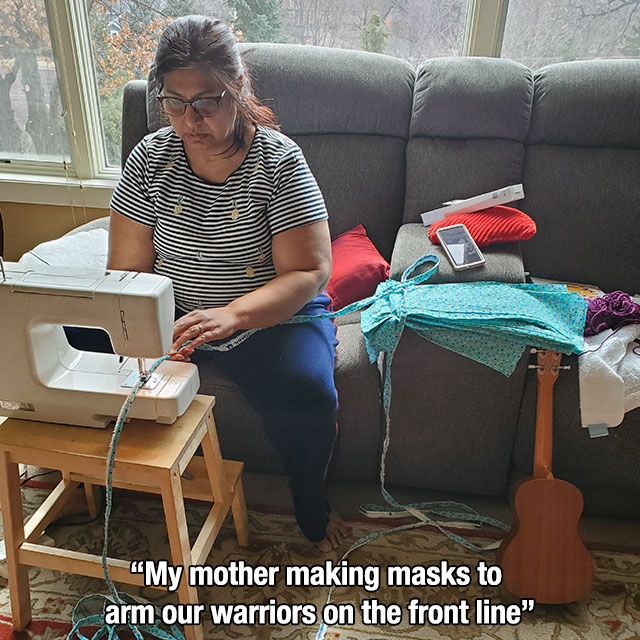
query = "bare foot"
xmin=316 ymin=511 xmax=350 ymax=552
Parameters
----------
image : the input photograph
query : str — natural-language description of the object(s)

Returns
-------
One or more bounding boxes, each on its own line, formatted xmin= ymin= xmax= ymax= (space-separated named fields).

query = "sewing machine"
xmin=0 ymin=261 xmax=200 ymax=428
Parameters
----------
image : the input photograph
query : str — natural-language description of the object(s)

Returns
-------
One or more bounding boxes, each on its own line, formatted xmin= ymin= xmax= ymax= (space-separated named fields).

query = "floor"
xmin=242 ymin=470 xmax=640 ymax=551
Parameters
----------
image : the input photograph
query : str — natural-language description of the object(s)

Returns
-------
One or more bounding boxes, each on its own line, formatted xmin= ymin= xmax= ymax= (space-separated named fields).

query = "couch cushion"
xmin=428 ymin=206 xmax=537 ymax=248
xmin=389 ymin=223 xmax=525 ymax=284
xmin=146 ymin=43 xmax=415 ymax=139
xmin=403 ymin=57 xmax=533 ymax=224
xmin=385 ymin=330 xmax=529 ymax=495
xmin=528 ymin=60 xmax=640 ymax=148
xmin=410 ymin=57 xmax=532 ymax=141
xmin=521 ymin=60 xmax=640 ymax=295
xmin=327 ymin=224 xmax=390 ymax=311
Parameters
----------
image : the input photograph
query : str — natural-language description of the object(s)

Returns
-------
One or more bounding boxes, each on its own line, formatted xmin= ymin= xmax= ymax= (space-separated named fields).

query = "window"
xmin=502 ymin=0 xmax=640 ymax=70
xmin=0 ymin=0 xmax=70 ymax=165
xmin=89 ymin=1 xmax=179 ymax=167
xmin=87 ymin=0 xmax=471 ymax=167
xmin=2 ymin=0 xmax=638 ymax=207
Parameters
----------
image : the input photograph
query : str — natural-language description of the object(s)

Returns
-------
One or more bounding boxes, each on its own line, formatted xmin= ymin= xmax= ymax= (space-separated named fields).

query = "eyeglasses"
xmin=157 ymin=90 xmax=226 ymax=117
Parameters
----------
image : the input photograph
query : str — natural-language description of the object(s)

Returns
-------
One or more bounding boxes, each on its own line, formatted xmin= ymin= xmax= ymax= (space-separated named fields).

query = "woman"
xmin=108 ymin=15 xmax=346 ymax=551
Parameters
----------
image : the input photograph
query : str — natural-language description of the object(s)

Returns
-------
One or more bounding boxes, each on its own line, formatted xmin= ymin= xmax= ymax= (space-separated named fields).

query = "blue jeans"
xmin=188 ymin=292 xmax=339 ymax=542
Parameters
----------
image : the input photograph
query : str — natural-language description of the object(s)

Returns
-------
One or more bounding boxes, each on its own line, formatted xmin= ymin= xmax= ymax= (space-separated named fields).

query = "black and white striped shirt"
xmin=110 ymin=125 xmax=328 ymax=312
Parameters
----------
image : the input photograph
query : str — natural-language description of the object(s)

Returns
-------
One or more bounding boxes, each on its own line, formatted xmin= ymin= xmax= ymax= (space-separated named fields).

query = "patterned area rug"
xmin=1 ymin=483 xmax=639 ymax=640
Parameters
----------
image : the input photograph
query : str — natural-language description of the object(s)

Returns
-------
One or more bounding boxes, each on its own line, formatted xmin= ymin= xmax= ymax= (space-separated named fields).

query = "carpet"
xmin=1 ymin=483 xmax=639 ymax=640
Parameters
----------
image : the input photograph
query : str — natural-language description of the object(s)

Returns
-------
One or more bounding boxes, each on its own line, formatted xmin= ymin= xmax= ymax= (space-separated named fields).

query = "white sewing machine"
xmin=0 ymin=261 xmax=200 ymax=428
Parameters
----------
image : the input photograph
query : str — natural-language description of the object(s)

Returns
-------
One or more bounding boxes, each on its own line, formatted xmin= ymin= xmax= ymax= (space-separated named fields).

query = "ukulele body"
xmin=498 ymin=350 xmax=593 ymax=604
xmin=497 ymin=477 xmax=593 ymax=603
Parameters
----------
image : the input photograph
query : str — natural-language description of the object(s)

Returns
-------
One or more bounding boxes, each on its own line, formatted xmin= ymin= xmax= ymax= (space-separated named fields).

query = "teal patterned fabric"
xmin=289 ymin=254 xmax=588 ymax=377
xmin=362 ymin=255 xmax=588 ymax=376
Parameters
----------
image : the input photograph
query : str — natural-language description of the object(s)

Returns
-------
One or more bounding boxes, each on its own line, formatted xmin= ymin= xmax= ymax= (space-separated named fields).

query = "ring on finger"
xmin=196 ymin=323 xmax=204 ymax=334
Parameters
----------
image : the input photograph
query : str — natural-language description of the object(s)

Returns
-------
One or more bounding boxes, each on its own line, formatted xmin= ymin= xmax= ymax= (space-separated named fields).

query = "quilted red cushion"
xmin=327 ymin=224 xmax=390 ymax=310
xmin=428 ymin=205 xmax=537 ymax=247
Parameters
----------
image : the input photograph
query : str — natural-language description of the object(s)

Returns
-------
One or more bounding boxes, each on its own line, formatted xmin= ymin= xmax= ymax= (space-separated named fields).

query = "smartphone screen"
xmin=437 ymin=225 xmax=484 ymax=267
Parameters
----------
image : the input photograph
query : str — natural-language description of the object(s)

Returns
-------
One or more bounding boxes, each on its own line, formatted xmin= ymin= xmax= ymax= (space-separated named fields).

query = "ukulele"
xmin=497 ymin=349 xmax=593 ymax=604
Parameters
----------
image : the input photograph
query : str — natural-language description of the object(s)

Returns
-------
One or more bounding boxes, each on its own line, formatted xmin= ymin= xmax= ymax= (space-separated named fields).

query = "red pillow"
xmin=428 ymin=205 xmax=537 ymax=247
xmin=327 ymin=224 xmax=390 ymax=310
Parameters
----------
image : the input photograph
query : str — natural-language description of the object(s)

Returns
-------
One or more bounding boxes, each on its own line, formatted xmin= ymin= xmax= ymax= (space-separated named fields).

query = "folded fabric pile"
xmin=579 ymin=324 xmax=640 ymax=428
xmin=579 ymin=291 xmax=640 ymax=428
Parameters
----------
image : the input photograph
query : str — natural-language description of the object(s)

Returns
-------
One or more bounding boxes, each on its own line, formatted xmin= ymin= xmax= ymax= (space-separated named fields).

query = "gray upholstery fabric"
xmin=385 ymin=332 xmax=529 ymax=495
xmin=528 ymin=60 xmax=640 ymax=148
xmin=404 ymin=58 xmax=531 ymax=225
xmin=146 ymin=43 xmax=414 ymax=138
xmin=389 ymin=223 xmax=526 ymax=283
xmin=146 ymin=63 xmax=168 ymax=134
xmin=331 ymin=323 xmax=383 ymax=482
xmin=385 ymin=223 xmax=527 ymax=494
xmin=521 ymin=146 xmax=640 ymax=294
xmin=411 ymin=57 xmax=533 ymax=140
xmin=288 ymin=134 xmax=406 ymax=259
xmin=122 ymin=80 xmax=149 ymax=167
xmin=521 ymin=59 xmax=640 ymax=293
xmin=404 ymin=138 xmax=526 ymax=223
xmin=511 ymin=358 xmax=640 ymax=518
xmin=240 ymin=44 xmax=414 ymax=137
xmin=116 ymin=46 xmax=640 ymax=517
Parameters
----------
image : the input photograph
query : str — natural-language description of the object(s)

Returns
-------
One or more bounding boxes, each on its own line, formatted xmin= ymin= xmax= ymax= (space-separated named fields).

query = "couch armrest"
xmin=389 ymin=223 xmax=526 ymax=283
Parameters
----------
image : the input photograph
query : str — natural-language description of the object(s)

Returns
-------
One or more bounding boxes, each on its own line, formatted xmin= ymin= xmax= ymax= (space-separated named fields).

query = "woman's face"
xmin=160 ymin=64 xmax=236 ymax=154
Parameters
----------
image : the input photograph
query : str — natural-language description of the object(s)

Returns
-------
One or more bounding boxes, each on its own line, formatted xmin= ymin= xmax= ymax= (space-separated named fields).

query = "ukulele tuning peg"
xmin=530 ymin=348 xmax=538 ymax=354
xmin=528 ymin=364 xmax=540 ymax=369
xmin=560 ymin=365 xmax=571 ymax=370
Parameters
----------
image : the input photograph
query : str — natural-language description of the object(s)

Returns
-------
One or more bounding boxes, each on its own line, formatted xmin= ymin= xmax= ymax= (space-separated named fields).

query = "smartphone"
xmin=435 ymin=224 xmax=486 ymax=270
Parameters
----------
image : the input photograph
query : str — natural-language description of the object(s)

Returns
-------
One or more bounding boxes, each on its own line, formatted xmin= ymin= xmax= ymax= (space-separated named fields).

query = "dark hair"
xmin=154 ymin=15 xmax=280 ymax=155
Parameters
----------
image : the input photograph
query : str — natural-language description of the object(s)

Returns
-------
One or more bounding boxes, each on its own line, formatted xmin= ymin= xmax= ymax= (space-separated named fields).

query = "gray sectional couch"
xmin=120 ymin=45 xmax=640 ymax=519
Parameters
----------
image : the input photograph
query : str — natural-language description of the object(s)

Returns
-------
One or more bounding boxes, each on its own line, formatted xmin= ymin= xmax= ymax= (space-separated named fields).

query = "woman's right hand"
xmin=169 ymin=306 xmax=242 ymax=360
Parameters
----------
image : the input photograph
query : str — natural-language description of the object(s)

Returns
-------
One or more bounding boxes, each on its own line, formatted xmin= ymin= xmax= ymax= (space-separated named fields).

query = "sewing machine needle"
xmin=137 ymin=358 xmax=149 ymax=382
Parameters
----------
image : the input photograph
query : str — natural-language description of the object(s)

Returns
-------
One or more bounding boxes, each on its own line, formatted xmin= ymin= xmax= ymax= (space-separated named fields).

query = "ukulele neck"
xmin=532 ymin=350 xmax=563 ymax=479
xmin=534 ymin=377 xmax=555 ymax=478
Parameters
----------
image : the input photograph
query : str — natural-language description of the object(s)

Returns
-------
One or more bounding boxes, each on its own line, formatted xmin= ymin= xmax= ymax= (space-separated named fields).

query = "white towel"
xmin=578 ymin=324 xmax=640 ymax=428
xmin=17 ymin=220 xmax=109 ymax=270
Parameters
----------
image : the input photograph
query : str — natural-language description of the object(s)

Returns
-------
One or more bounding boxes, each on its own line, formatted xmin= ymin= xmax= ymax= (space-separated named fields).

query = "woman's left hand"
xmin=169 ymin=307 xmax=241 ymax=360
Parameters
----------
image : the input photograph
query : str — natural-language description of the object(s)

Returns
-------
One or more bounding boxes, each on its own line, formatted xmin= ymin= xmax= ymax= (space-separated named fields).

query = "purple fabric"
xmin=585 ymin=291 xmax=640 ymax=336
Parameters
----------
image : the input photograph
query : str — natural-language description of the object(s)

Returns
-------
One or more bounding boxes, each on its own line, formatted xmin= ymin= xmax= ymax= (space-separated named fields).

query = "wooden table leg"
xmin=202 ymin=410 xmax=250 ymax=547
xmin=231 ymin=477 xmax=249 ymax=547
xmin=84 ymin=483 xmax=102 ymax=519
xmin=201 ymin=411 xmax=231 ymax=505
xmin=0 ymin=451 xmax=32 ymax=630
xmin=161 ymin=468 xmax=203 ymax=640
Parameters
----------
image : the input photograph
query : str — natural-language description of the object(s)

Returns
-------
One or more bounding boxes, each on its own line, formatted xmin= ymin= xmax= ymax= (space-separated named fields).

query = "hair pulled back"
xmin=154 ymin=15 xmax=279 ymax=154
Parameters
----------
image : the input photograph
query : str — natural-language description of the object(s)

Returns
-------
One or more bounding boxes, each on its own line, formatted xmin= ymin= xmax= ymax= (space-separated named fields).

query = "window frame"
xmin=0 ymin=0 xmax=510 ymax=209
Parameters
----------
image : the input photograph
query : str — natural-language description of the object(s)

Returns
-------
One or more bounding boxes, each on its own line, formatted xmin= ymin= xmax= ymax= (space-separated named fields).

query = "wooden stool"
xmin=0 ymin=395 xmax=248 ymax=640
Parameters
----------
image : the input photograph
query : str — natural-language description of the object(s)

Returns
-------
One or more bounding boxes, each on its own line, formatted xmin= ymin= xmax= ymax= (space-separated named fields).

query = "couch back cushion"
xmin=521 ymin=60 xmax=640 ymax=294
xmin=404 ymin=57 xmax=533 ymax=223
xmin=123 ymin=43 xmax=415 ymax=261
